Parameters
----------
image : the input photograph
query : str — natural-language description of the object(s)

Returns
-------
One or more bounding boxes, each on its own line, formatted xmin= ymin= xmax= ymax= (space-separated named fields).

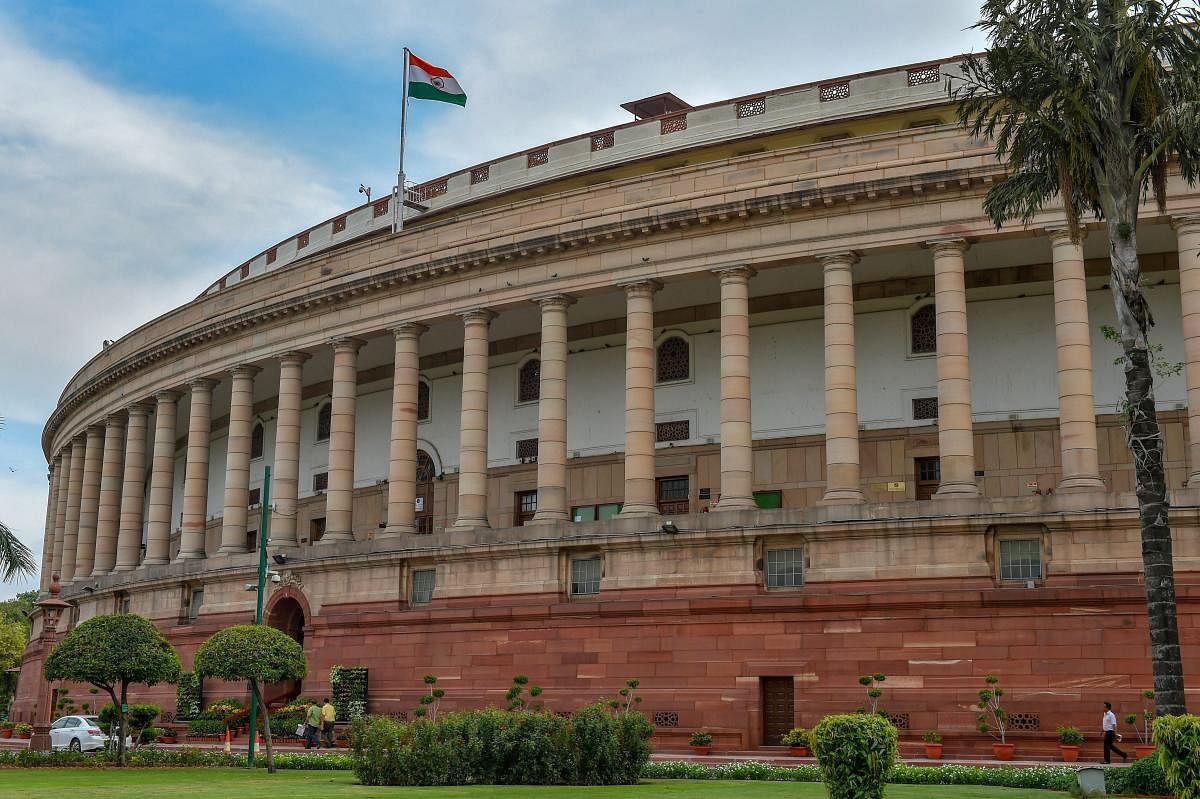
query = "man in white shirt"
xmin=1102 ymin=702 xmax=1128 ymax=763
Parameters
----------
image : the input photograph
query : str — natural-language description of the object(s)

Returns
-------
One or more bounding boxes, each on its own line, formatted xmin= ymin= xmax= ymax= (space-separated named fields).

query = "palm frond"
xmin=0 ymin=521 xmax=35 ymax=582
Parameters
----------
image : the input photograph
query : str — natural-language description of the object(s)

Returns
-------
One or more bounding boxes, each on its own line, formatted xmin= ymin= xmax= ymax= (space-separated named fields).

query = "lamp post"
xmin=30 ymin=575 xmax=72 ymax=752
xmin=246 ymin=465 xmax=271 ymax=768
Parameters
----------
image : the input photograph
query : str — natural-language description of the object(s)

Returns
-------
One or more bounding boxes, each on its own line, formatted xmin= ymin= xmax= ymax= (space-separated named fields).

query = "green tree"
xmin=43 ymin=614 xmax=181 ymax=764
xmin=194 ymin=625 xmax=307 ymax=773
xmin=952 ymin=0 xmax=1200 ymax=716
xmin=0 ymin=590 xmax=37 ymax=627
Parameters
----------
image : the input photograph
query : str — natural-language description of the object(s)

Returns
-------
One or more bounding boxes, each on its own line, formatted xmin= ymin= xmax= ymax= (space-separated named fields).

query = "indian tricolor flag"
xmin=407 ymin=52 xmax=467 ymax=107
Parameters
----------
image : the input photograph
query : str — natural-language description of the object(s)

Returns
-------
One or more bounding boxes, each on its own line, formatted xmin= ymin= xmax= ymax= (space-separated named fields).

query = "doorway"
xmin=761 ymin=676 xmax=794 ymax=747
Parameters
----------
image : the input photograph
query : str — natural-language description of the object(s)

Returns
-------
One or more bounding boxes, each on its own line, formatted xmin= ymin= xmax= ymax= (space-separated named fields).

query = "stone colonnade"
xmin=38 ymin=224 xmax=1200 ymax=582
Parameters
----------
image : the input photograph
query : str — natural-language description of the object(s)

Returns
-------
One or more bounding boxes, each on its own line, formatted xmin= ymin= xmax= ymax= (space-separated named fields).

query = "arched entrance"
xmin=265 ymin=593 xmax=308 ymax=703
xmin=416 ymin=449 xmax=435 ymax=534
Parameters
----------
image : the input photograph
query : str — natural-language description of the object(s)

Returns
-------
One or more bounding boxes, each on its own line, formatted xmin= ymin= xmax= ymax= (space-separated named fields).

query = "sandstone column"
xmin=1048 ymin=229 xmax=1105 ymax=491
xmin=712 ymin=268 xmax=758 ymax=510
xmin=322 ymin=338 xmax=365 ymax=543
xmin=929 ymin=238 xmax=979 ymax=497
xmin=92 ymin=413 xmax=126 ymax=575
xmin=219 ymin=365 xmax=261 ymax=554
xmin=145 ymin=391 xmax=179 ymax=566
xmin=178 ymin=378 xmax=217 ymax=560
xmin=618 ymin=280 xmax=663 ymax=517
xmin=39 ymin=460 xmax=59 ymax=591
xmin=270 ymin=353 xmax=309 ymax=547
xmin=73 ymin=424 xmax=104 ymax=580
xmin=819 ymin=253 xmax=866 ymax=504
xmin=60 ymin=434 xmax=86 ymax=583
xmin=51 ymin=446 xmax=71 ymax=581
xmin=531 ymin=295 xmax=575 ymax=523
xmin=382 ymin=324 xmax=427 ymax=537
xmin=115 ymin=403 xmax=151 ymax=571
xmin=1174 ymin=216 xmax=1200 ymax=486
xmin=454 ymin=310 xmax=496 ymax=529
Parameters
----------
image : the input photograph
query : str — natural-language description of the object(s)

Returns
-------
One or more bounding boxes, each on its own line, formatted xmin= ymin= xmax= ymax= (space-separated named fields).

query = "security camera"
xmin=270 ymin=573 xmax=282 ymax=584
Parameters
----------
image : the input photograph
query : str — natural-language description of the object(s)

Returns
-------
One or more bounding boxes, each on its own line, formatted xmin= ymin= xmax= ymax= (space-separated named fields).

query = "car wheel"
xmin=69 ymin=738 xmax=82 ymax=752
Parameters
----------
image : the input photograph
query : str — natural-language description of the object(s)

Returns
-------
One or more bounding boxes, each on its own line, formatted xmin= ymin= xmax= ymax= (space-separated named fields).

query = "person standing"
xmin=304 ymin=699 xmax=322 ymax=749
xmin=321 ymin=697 xmax=336 ymax=748
xmin=1102 ymin=701 xmax=1128 ymax=764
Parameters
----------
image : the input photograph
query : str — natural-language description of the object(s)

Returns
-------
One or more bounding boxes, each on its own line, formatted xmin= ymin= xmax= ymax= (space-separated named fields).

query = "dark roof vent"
xmin=620 ymin=92 xmax=692 ymax=120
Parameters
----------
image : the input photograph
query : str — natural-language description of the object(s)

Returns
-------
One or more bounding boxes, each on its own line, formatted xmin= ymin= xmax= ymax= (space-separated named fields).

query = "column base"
xmin=29 ymin=727 xmax=51 ymax=753
xmin=819 ymin=489 xmax=865 ymax=506
xmin=266 ymin=538 xmax=300 ymax=549
xmin=933 ymin=481 xmax=980 ymax=499
xmin=111 ymin=564 xmax=136 ymax=573
xmin=453 ymin=517 xmax=492 ymax=530
xmin=141 ymin=557 xmax=169 ymax=566
xmin=1187 ymin=472 xmax=1200 ymax=489
xmin=317 ymin=533 xmax=354 ymax=544
xmin=215 ymin=545 xmax=246 ymax=555
xmin=528 ymin=510 xmax=570 ymax=525
xmin=378 ymin=524 xmax=416 ymax=539
xmin=712 ymin=496 xmax=758 ymax=511
xmin=1056 ymin=475 xmax=1106 ymax=493
xmin=617 ymin=503 xmax=660 ymax=518
xmin=174 ymin=551 xmax=206 ymax=560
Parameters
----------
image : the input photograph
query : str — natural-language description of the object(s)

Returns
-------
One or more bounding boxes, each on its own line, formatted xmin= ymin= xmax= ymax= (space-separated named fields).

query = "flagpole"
xmin=394 ymin=47 xmax=411 ymax=234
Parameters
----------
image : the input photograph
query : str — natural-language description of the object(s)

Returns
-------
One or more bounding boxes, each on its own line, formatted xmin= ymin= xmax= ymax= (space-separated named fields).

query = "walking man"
xmin=304 ymin=699 xmax=322 ymax=749
xmin=1102 ymin=701 xmax=1128 ymax=764
xmin=321 ymin=697 xmax=336 ymax=748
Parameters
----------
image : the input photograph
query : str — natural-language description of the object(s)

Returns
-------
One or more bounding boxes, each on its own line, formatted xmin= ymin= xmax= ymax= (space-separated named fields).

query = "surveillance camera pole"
xmin=246 ymin=465 xmax=272 ymax=768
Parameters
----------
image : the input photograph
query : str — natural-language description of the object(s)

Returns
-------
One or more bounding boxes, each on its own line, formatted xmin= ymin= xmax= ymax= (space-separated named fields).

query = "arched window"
xmin=417 ymin=380 xmax=430 ymax=422
xmin=416 ymin=450 xmax=436 ymax=482
xmin=518 ymin=359 xmax=540 ymax=403
xmin=316 ymin=403 xmax=332 ymax=442
xmin=910 ymin=305 xmax=936 ymax=355
xmin=250 ymin=422 xmax=265 ymax=460
xmin=656 ymin=336 xmax=690 ymax=383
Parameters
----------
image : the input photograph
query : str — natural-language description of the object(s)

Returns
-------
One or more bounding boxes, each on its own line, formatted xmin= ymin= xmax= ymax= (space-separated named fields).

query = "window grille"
xmin=657 ymin=476 xmax=689 ymax=515
xmin=570 ymin=557 xmax=601 ymax=596
xmin=656 ymin=420 xmax=690 ymax=443
xmin=297 ymin=231 xmax=309 ymax=249
xmin=766 ymin=548 xmax=804 ymax=588
xmin=819 ymin=82 xmax=850 ymax=102
xmin=912 ymin=397 xmax=939 ymax=420
xmin=886 ymin=712 xmax=911 ymax=730
xmin=317 ymin=403 xmax=332 ymax=441
xmin=518 ymin=359 xmax=541 ymax=403
xmin=332 ymin=216 xmax=347 ymax=234
xmin=266 ymin=248 xmax=277 ymax=265
xmin=410 ymin=568 xmax=436 ymax=605
xmin=250 ymin=422 xmax=265 ymax=459
xmin=737 ymin=97 xmax=767 ymax=118
xmin=660 ymin=114 xmax=687 ymax=135
xmin=656 ymin=336 xmax=690 ymax=383
xmin=907 ymin=65 xmax=940 ymax=86
xmin=417 ymin=380 xmax=430 ymax=421
xmin=416 ymin=450 xmax=436 ymax=482
xmin=372 ymin=197 xmax=390 ymax=217
xmin=414 ymin=180 xmax=447 ymax=201
xmin=1009 ymin=713 xmax=1041 ymax=731
xmin=312 ymin=471 xmax=328 ymax=493
xmin=248 ymin=487 xmax=261 ymax=507
xmin=999 ymin=538 xmax=1042 ymax=581
xmin=910 ymin=305 xmax=936 ymax=354
xmin=653 ymin=711 xmax=680 ymax=727
xmin=516 ymin=438 xmax=539 ymax=460
xmin=470 ymin=165 xmax=490 ymax=184
xmin=527 ymin=148 xmax=549 ymax=167
xmin=591 ymin=131 xmax=615 ymax=151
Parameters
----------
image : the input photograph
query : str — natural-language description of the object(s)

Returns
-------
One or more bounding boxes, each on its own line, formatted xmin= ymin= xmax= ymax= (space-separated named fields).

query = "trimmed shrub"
xmin=174 ymin=672 xmax=201 ymax=720
xmin=185 ymin=718 xmax=227 ymax=736
xmin=615 ymin=710 xmax=654 ymax=784
xmin=1104 ymin=754 xmax=1169 ymax=797
xmin=811 ymin=713 xmax=898 ymax=799
xmin=1154 ymin=713 xmax=1200 ymax=799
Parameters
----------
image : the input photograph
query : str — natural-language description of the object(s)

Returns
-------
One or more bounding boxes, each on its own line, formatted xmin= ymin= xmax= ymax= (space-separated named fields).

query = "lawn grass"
xmin=0 ymin=767 xmax=1070 ymax=798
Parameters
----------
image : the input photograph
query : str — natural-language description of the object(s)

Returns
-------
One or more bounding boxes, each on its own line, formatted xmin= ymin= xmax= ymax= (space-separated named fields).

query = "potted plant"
xmin=688 ymin=729 xmax=713 ymax=755
xmin=336 ymin=728 xmax=351 ymax=749
xmin=14 ymin=723 xmax=32 ymax=740
xmin=1126 ymin=689 xmax=1157 ymax=758
xmin=0 ymin=721 xmax=12 ymax=739
xmin=1057 ymin=725 xmax=1083 ymax=762
xmin=780 ymin=727 xmax=811 ymax=756
xmin=156 ymin=727 xmax=177 ymax=744
xmin=976 ymin=675 xmax=1013 ymax=761
xmin=922 ymin=730 xmax=943 ymax=760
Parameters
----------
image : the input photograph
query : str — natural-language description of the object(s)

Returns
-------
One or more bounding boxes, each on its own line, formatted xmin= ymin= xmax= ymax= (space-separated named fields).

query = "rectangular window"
xmin=246 ymin=529 xmax=258 ymax=552
xmin=754 ymin=491 xmax=783 ymax=510
xmin=116 ymin=592 xmax=130 ymax=614
xmin=657 ymin=476 xmax=689 ymax=515
xmin=572 ymin=503 xmax=622 ymax=523
xmin=999 ymin=538 xmax=1042 ymax=582
xmin=570 ymin=557 xmax=602 ymax=596
xmin=915 ymin=457 xmax=940 ymax=500
xmin=410 ymin=568 xmax=436 ymax=605
xmin=514 ymin=490 xmax=538 ymax=526
xmin=188 ymin=588 xmax=204 ymax=621
xmin=312 ymin=472 xmax=328 ymax=493
xmin=515 ymin=438 xmax=539 ymax=461
xmin=765 ymin=548 xmax=804 ymax=588
xmin=248 ymin=487 xmax=261 ymax=506
xmin=309 ymin=517 xmax=326 ymax=544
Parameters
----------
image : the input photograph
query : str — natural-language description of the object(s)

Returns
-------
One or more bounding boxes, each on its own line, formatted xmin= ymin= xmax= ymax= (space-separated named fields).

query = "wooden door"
xmin=761 ymin=676 xmax=794 ymax=747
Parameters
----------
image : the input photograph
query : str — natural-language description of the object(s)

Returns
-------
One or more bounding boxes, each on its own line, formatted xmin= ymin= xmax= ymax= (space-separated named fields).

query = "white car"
xmin=49 ymin=715 xmax=114 ymax=752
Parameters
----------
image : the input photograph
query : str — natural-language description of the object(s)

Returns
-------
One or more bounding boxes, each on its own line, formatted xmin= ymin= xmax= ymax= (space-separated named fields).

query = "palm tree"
xmin=0 ymin=520 xmax=34 ymax=583
xmin=952 ymin=0 xmax=1200 ymax=716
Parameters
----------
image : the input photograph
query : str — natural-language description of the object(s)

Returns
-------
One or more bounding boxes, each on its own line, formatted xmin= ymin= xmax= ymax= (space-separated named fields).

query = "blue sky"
xmin=0 ymin=0 xmax=987 ymax=597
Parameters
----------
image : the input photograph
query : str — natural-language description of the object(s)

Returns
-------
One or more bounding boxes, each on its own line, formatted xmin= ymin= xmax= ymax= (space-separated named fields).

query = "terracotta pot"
xmin=690 ymin=745 xmax=711 ymax=756
xmin=337 ymin=739 xmax=349 ymax=749
xmin=924 ymin=743 xmax=943 ymax=760
xmin=157 ymin=735 xmax=177 ymax=744
xmin=16 ymin=731 xmax=31 ymax=740
xmin=1135 ymin=744 xmax=1156 ymax=759
xmin=788 ymin=745 xmax=810 ymax=757
xmin=0 ymin=729 xmax=11 ymax=738
xmin=1060 ymin=745 xmax=1079 ymax=762
xmin=992 ymin=742 xmax=1015 ymax=761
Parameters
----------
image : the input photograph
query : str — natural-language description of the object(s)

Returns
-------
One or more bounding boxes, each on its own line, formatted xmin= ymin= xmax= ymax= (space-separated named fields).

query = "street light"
xmin=30 ymin=575 xmax=72 ymax=752
xmin=245 ymin=465 xmax=272 ymax=768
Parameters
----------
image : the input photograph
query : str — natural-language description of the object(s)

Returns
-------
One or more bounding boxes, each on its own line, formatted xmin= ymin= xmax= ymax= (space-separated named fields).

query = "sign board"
xmin=886 ymin=481 xmax=906 ymax=492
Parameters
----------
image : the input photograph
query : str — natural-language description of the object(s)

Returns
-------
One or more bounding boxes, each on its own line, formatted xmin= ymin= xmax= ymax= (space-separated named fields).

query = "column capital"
xmin=51 ymin=452 xmax=63 ymax=466
xmin=458 ymin=308 xmax=497 ymax=325
xmin=533 ymin=293 xmax=576 ymax=309
xmin=230 ymin=364 xmax=262 ymax=380
xmin=104 ymin=413 xmax=127 ymax=428
xmin=188 ymin=377 xmax=218 ymax=392
xmin=86 ymin=423 xmax=105 ymax=438
xmin=926 ymin=237 xmax=969 ymax=255
xmin=330 ymin=336 xmax=367 ymax=354
xmin=278 ymin=351 xmax=311 ymax=367
xmin=126 ymin=401 xmax=153 ymax=418
xmin=711 ymin=265 xmax=756 ymax=282
xmin=72 ymin=431 xmax=88 ymax=445
xmin=1171 ymin=215 xmax=1200 ymax=235
xmin=815 ymin=250 xmax=859 ymax=268
xmin=154 ymin=389 xmax=182 ymax=404
xmin=617 ymin=279 xmax=663 ymax=298
xmin=392 ymin=322 xmax=430 ymax=340
xmin=1043 ymin=227 xmax=1082 ymax=246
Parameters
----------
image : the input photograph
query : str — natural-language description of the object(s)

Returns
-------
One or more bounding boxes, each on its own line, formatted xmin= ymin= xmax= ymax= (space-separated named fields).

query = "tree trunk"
xmin=1108 ymin=217 xmax=1188 ymax=716
xmin=105 ymin=685 xmax=126 ymax=767
xmin=253 ymin=678 xmax=275 ymax=774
